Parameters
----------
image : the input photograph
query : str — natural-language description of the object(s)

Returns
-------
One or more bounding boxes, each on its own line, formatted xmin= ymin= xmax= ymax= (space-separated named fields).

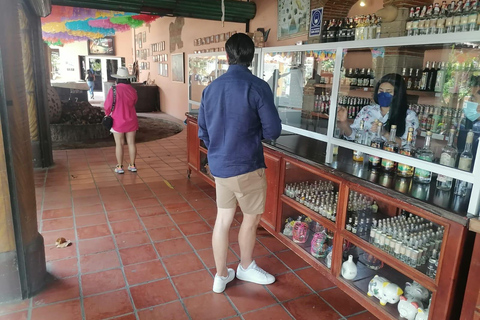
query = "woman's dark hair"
xmin=116 ymin=78 xmax=131 ymax=84
xmin=225 ymin=33 xmax=254 ymax=67
xmin=373 ymin=73 xmax=408 ymax=137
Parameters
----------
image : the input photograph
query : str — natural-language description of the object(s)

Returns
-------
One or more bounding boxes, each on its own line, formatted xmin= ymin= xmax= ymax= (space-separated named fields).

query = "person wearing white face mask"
xmin=458 ymin=78 xmax=480 ymax=162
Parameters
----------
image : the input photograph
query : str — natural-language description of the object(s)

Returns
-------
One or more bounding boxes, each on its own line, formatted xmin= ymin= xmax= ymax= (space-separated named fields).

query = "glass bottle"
xmin=414 ymin=131 xmax=434 ymax=183
xmin=381 ymin=125 xmax=399 ymax=173
xmin=407 ymin=68 xmax=414 ymax=90
xmin=419 ymin=61 xmax=431 ymax=91
xmin=445 ymin=1 xmax=456 ymax=32
xmin=458 ymin=130 xmax=474 ymax=171
xmin=461 ymin=0 xmax=472 ymax=31
xmin=429 ymin=2 xmax=441 ymax=34
xmin=437 ymin=129 xmax=458 ymax=190
xmin=369 ymin=121 xmax=384 ymax=170
xmin=406 ymin=7 xmax=415 ymax=35
xmin=437 ymin=1 xmax=449 ymax=34
xmin=414 ymin=69 xmax=422 ymax=90
xmin=452 ymin=0 xmax=464 ymax=32
xmin=468 ymin=0 xmax=478 ymax=31
xmin=353 ymin=120 xmax=366 ymax=162
xmin=435 ymin=62 xmax=447 ymax=92
xmin=431 ymin=107 xmax=442 ymax=133
xmin=427 ymin=62 xmax=438 ymax=91
xmin=397 ymin=127 xmax=416 ymax=177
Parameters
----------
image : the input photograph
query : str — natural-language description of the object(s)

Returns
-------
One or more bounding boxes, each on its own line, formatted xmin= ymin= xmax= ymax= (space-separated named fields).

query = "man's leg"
xmin=238 ymin=213 xmax=262 ymax=269
xmin=212 ymin=207 xmax=236 ymax=277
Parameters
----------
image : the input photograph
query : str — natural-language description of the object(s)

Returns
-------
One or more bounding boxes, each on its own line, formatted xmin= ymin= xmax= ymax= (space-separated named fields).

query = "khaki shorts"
xmin=214 ymin=168 xmax=267 ymax=215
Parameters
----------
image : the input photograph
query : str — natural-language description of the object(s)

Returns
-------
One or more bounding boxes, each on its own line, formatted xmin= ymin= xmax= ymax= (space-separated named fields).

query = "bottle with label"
xmin=437 ymin=129 xmax=458 ymax=190
xmin=397 ymin=127 xmax=416 ymax=177
xmin=351 ymin=68 xmax=359 ymax=86
xmin=423 ymin=5 xmax=434 ymax=34
xmin=401 ymin=68 xmax=409 ymax=85
xmin=458 ymin=130 xmax=474 ymax=171
xmin=431 ymin=107 xmax=442 ymax=133
xmin=414 ymin=131 xmax=435 ymax=183
xmin=418 ymin=6 xmax=428 ymax=35
xmin=419 ymin=62 xmax=431 ymax=91
xmin=429 ymin=3 xmax=441 ymax=33
xmin=435 ymin=62 xmax=447 ymax=92
xmin=369 ymin=121 xmax=384 ymax=170
xmin=353 ymin=120 xmax=366 ymax=162
xmin=446 ymin=1 xmax=457 ymax=32
xmin=427 ymin=61 xmax=438 ymax=91
xmin=406 ymin=7 xmax=415 ymax=35
xmin=414 ymin=69 xmax=422 ymax=90
xmin=452 ymin=0 xmax=464 ymax=32
xmin=468 ymin=0 xmax=478 ymax=31
xmin=407 ymin=68 xmax=414 ymax=89
xmin=412 ymin=7 xmax=421 ymax=35
xmin=461 ymin=0 xmax=472 ymax=31
xmin=381 ymin=125 xmax=399 ymax=173
xmin=437 ymin=1 xmax=449 ymax=33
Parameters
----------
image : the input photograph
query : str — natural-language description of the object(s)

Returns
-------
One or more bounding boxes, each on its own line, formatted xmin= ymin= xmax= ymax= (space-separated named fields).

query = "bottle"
xmin=429 ymin=3 xmax=441 ymax=34
xmin=437 ymin=129 xmax=458 ymax=190
xmin=452 ymin=0 xmax=464 ymax=32
xmin=401 ymin=68 xmax=409 ymax=85
xmin=458 ymin=130 xmax=474 ymax=171
xmin=369 ymin=121 xmax=384 ymax=170
xmin=414 ymin=69 xmax=422 ymax=90
xmin=431 ymin=108 xmax=442 ymax=133
xmin=435 ymin=62 xmax=447 ymax=92
xmin=353 ymin=120 xmax=366 ymax=162
xmin=397 ymin=127 xmax=416 ymax=177
xmin=407 ymin=68 xmax=414 ymax=90
xmin=412 ymin=7 xmax=421 ymax=36
xmin=414 ymin=131 xmax=435 ymax=183
xmin=468 ymin=0 xmax=478 ymax=31
xmin=423 ymin=5 xmax=434 ymax=34
xmin=437 ymin=1 xmax=449 ymax=34
xmin=406 ymin=7 xmax=415 ymax=35
xmin=322 ymin=20 xmax=329 ymax=43
xmin=445 ymin=1 xmax=457 ymax=32
xmin=461 ymin=0 xmax=472 ymax=31
xmin=427 ymin=62 xmax=438 ymax=91
xmin=419 ymin=62 xmax=431 ymax=91
xmin=381 ymin=125 xmax=399 ymax=173
xmin=351 ymin=68 xmax=359 ymax=86
xmin=418 ymin=6 xmax=428 ymax=35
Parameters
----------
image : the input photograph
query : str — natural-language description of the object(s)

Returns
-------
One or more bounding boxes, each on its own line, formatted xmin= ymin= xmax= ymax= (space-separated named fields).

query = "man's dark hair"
xmin=116 ymin=78 xmax=131 ymax=84
xmin=225 ymin=33 xmax=254 ymax=67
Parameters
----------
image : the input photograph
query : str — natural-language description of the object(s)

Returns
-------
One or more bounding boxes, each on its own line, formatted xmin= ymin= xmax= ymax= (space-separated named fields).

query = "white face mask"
xmin=463 ymin=100 xmax=480 ymax=122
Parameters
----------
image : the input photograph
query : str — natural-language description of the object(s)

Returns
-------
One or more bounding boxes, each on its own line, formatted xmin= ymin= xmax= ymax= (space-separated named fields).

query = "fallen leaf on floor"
xmin=55 ymin=237 xmax=72 ymax=248
xmin=71 ymin=175 xmax=77 ymax=179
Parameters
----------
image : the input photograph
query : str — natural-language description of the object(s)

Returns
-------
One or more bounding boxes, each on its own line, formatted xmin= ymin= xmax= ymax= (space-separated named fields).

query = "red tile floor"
xmin=0 ymin=128 xmax=379 ymax=320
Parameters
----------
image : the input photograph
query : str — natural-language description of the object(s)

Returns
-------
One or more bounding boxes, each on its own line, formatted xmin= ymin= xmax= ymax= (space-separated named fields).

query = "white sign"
xmin=309 ymin=8 xmax=323 ymax=37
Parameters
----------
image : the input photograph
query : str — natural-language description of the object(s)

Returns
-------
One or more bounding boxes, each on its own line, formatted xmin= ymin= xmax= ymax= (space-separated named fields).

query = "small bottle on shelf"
xmin=419 ymin=61 xmax=431 ymax=91
xmin=452 ymin=0 xmax=464 ymax=32
xmin=437 ymin=129 xmax=458 ymax=191
xmin=414 ymin=130 xmax=434 ymax=183
xmin=397 ymin=127 xmax=416 ymax=177
xmin=381 ymin=125 xmax=399 ymax=173
xmin=406 ymin=7 xmax=415 ymax=35
xmin=407 ymin=68 xmax=414 ymax=90
xmin=368 ymin=121 xmax=384 ymax=170
xmin=458 ymin=130 xmax=474 ymax=171
xmin=436 ymin=1 xmax=449 ymax=34
xmin=468 ymin=0 xmax=478 ymax=31
xmin=445 ymin=1 xmax=457 ymax=32
xmin=461 ymin=0 xmax=472 ymax=31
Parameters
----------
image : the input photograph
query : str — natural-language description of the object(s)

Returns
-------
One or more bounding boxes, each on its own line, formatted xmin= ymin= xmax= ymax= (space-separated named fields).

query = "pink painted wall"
xmin=114 ymin=29 xmax=134 ymax=70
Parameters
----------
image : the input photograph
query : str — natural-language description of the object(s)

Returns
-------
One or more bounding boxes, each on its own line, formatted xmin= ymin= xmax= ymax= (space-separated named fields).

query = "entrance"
xmin=86 ymin=56 xmax=122 ymax=97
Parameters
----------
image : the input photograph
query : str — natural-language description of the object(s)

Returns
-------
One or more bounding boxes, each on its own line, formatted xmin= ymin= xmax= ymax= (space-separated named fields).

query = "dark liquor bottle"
xmin=419 ymin=62 xmax=431 ymax=91
xmin=427 ymin=61 xmax=438 ymax=91
xmin=402 ymin=68 xmax=410 ymax=85
xmin=322 ymin=20 xmax=329 ymax=43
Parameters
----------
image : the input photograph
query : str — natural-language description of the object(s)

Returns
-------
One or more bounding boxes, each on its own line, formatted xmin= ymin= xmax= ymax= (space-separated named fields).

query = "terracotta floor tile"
xmin=135 ymin=206 xmax=166 ymax=217
xmin=196 ymin=208 xmax=217 ymax=220
xmin=107 ymin=314 xmax=136 ymax=320
xmin=31 ymin=299 xmax=82 ymax=320
xmin=129 ymin=279 xmax=178 ymax=309
xmin=268 ymin=272 xmax=313 ymax=302
xmin=188 ymin=198 xmax=216 ymax=210
xmin=154 ymin=238 xmax=193 ymax=257
xmin=137 ymin=301 xmax=188 ymax=320
xmin=226 ymin=282 xmax=277 ymax=313
xmin=72 ymin=188 xmax=98 ymax=198
xmin=42 ymin=229 xmax=76 ymax=247
xmin=346 ymin=311 xmax=379 ymax=319
xmin=42 ymin=208 xmax=73 ymax=219
xmin=103 ymin=201 xmax=133 ymax=212
xmin=162 ymin=252 xmax=205 ymax=276
xmin=110 ymin=219 xmax=144 ymax=234
xmin=197 ymin=248 xmax=239 ymax=269
xmin=115 ymin=230 xmax=150 ymax=248
xmin=0 ymin=300 xmax=29 ymax=316
xmin=107 ymin=209 xmax=138 ymax=222
xmin=141 ymin=215 xmax=175 ymax=229
xmin=119 ymin=244 xmax=157 ymax=265
xmin=275 ymin=251 xmax=311 ymax=270
xmin=33 ymin=277 xmax=80 ymax=306
xmin=170 ymin=211 xmax=202 ymax=224
xmin=41 ymin=217 xmax=74 ymax=232
xmin=177 ymin=221 xmax=211 ymax=236
xmin=73 ymin=196 xmax=101 ymax=207
xmin=75 ymin=214 xmax=107 ymax=227
xmin=44 ymin=245 xmax=77 ymax=262
xmin=156 ymin=194 xmax=184 ymax=204
xmin=80 ymin=250 xmax=121 ymax=273
xmin=187 ymin=232 xmax=213 ymax=250
xmin=81 ymin=268 xmax=126 ymax=296
xmin=131 ymin=197 xmax=160 ymax=208
xmin=242 ymin=305 xmax=292 ymax=320
xmin=0 ymin=310 xmax=28 ymax=320
xmin=46 ymin=257 xmax=78 ymax=279
xmin=283 ymin=294 xmax=342 ymax=320
xmin=78 ymin=236 xmax=116 ymax=255
xmin=254 ymin=255 xmax=289 ymax=276
xmin=124 ymin=260 xmax=167 ymax=285
xmin=148 ymin=226 xmax=182 ymax=242
xmin=183 ymin=292 xmax=237 ymax=320
xmin=83 ymin=290 xmax=133 ymax=320
xmin=295 ymin=267 xmax=336 ymax=291
xmin=74 ymin=204 xmax=104 ymax=216
xmin=163 ymin=202 xmax=193 ymax=213
xmin=318 ymin=287 xmax=365 ymax=317
xmin=171 ymin=269 xmax=213 ymax=298
xmin=258 ymin=236 xmax=289 ymax=253
xmin=77 ymin=224 xmax=111 ymax=240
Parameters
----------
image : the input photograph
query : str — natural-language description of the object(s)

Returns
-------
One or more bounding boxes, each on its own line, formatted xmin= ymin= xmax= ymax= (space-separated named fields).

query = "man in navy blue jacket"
xmin=198 ymin=33 xmax=282 ymax=293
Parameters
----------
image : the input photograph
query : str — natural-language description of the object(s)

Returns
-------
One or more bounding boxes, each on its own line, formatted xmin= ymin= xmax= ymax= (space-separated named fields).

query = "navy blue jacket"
xmin=198 ymin=65 xmax=282 ymax=178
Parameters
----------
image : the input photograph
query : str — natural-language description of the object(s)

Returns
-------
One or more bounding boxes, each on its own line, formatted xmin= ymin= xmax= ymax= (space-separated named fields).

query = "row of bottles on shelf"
xmin=322 ymin=14 xmax=382 ymax=43
xmin=346 ymin=192 xmax=443 ymax=277
xmin=408 ymin=104 xmax=462 ymax=134
xmin=401 ymin=61 xmax=446 ymax=92
xmin=284 ymin=180 xmax=339 ymax=222
xmin=405 ymin=0 xmax=480 ymax=36
xmin=338 ymin=96 xmax=373 ymax=119
xmin=342 ymin=68 xmax=375 ymax=87
xmin=313 ymin=93 xmax=330 ymax=114
xmin=353 ymin=122 xmax=474 ymax=192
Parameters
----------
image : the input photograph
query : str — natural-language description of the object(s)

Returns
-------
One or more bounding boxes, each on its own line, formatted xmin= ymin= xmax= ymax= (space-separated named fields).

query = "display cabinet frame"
xmin=260 ymin=31 xmax=480 ymax=216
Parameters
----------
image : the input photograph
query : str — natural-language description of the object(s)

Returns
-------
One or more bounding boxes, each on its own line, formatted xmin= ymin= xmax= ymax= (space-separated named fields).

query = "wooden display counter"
xmin=186 ymin=113 xmax=472 ymax=320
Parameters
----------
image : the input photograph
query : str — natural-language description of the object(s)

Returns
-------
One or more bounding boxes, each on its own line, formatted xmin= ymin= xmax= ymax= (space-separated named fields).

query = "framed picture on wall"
xmin=171 ymin=53 xmax=184 ymax=83
xmin=278 ymin=0 xmax=310 ymax=39
xmin=88 ymin=37 xmax=115 ymax=55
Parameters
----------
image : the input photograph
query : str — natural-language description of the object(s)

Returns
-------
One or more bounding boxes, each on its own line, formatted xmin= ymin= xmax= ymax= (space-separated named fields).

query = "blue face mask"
xmin=463 ymin=100 xmax=480 ymax=122
xmin=378 ymin=92 xmax=393 ymax=107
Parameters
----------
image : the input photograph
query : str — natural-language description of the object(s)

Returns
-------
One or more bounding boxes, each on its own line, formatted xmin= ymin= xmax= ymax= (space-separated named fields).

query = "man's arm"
xmin=256 ymin=84 xmax=282 ymax=140
xmin=197 ymin=91 xmax=210 ymax=149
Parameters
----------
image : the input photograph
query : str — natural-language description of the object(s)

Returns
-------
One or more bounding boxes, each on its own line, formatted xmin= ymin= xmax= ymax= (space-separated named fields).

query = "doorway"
xmin=86 ymin=56 xmax=122 ymax=97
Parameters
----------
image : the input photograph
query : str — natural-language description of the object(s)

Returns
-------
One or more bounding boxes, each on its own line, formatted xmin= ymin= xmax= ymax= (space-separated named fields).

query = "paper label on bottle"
xmin=437 ymin=174 xmax=453 ymax=183
xmin=381 ymin=158 xmax=395 ymax=170
xmin=397 ymin=163 xmax=412 ymax=174
xmin=458 ymin=158 xmax=472 ymax=171
xmin=406 ymin=21 xmax=412 ymax=30
xmin=452 ymin=16 xmax=461 ymax=25
xmin=415 ymin=168 xmax=432 ymax=179
xmin=468 ymin=14 xmax=477 ymax=24
xmin=437 ymin=18 xmax=446 ymax=28
xmin=439 ymin=153 xmax=455 ymax=166
xmin=412 ymin=21 xmax=419 ymax=28
xmin=445 ymin=17 xmax=453 ymax=27
xmin=461 ymin=16 xmax=469 ymax=25
xmin=418 ymin=20 xmax=425 ymax=28
xmin=369 ymin=155 xmax=381 ymax=166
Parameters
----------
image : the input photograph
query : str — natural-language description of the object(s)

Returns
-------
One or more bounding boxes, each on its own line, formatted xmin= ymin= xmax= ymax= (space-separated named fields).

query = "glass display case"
xmin=261 ymin=31 xmax=480 ymax=216
xmin=188 ymin=48 xmax=262 ymax=113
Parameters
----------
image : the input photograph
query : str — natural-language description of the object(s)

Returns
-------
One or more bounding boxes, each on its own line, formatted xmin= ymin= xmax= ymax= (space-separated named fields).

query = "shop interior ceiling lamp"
xmin=360 ymin=0 xmax=366 ymax=7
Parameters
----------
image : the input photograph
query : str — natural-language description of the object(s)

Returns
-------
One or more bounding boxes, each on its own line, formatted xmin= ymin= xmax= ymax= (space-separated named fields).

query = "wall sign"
xmin=309 ymin=8 xmax=323 ymax=37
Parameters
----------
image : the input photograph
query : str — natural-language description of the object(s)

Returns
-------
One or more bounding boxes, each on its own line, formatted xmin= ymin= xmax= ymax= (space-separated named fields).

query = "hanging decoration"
xmin=41 ymin=5 xmax=160 ymax=46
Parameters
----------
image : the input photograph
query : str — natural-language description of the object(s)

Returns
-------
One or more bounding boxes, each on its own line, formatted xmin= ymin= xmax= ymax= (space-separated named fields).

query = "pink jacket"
xmin=104 ymin=83 xmax=139 ymax=133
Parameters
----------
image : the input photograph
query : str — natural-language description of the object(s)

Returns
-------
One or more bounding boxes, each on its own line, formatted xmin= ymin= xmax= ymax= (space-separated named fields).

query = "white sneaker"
xmin=212 ymin=268 xmax=235 ymax=293
xmin=236 ymin=260 xmax=275 ymax=285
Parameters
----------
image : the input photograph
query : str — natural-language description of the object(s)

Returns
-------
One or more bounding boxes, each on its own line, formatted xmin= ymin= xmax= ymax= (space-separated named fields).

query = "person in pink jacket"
xmin=104 ymin=67 xmax=139 ymax=174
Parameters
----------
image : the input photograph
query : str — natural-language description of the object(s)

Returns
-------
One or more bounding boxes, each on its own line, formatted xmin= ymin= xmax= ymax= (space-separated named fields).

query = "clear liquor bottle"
xmin=397 ymin=127 xmax=416 ymax=177
xmin=436 ymin=1 xmax=449 ymax=34
xmin=414 ymin=131 xmax=435 ymax=183
xmin=369 ymin=121 xmax=384 ymax=170
xmin=406 ymin=7 xmax=415 ymax=35
xmin=353 ymin=120 xmax=366 ymax=162
xmin=412 ymin=7 xmax=421 ymax=36
xmin=468 ymin=0 xmax=478 ymax=31
xmin=437 ymin=129 xmax=458 ymax=190
xmin=428 ymin=3 xmax=441 ymax=34
xmin=407 ymin=68 xmax=414 ymax=89
xmin=418 ymin=5 xmax=428 ymax=35
xmin=435 ymin=61 xmax=447 ymax=92
xmin=458 ymin=130 xmax=474 ymax=171
xmin=452 ymin=0 xmax=465 ymax=32
xmin=381 ymin=125 xmax=399 ymax=173
xmin=461 ymin=0 xmax=472 ymax=31
xmin=446 ymin=0 xmax=457 ymax=32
